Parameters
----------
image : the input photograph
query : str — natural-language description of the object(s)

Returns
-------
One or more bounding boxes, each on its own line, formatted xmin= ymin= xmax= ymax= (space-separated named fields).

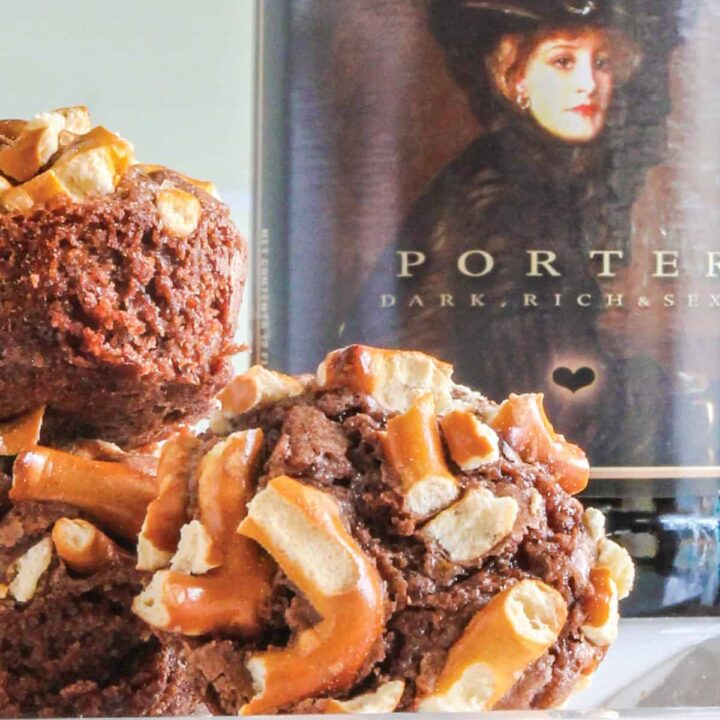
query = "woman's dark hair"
xmin=429 ymin=1 xmax=639 ymax=123
xmin=428 ymin=2 xmax=518 ymax=123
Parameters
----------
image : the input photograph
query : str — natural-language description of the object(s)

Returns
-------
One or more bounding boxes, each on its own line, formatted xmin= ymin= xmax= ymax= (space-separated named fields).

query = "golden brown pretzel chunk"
xmin=6 ymin=537 xmax=54 ymax=603
xmin=581 ymin=567 xmax=619 ymax=647
xmin=0 ymin=112 xmax=64 ymax=182
xmin=381 ymin=393 xmax=459 ymax=516
xmin=237 ymin=475 xmax=385 ymax=715
xmin=0 ymin=406 xmax=44 ymax=456
xmin=1 ymin=170 xmax=72 ymax=212
xmin=439 ymin=409 xmax=500 ymax=470
xmin=421 ymin=487 xmax=518 ymax=563
xmin=52 ymin=518 xmax=120 ymax=574
xmin=322 ymin=681 xmax=405 ymax=714
xmin=489 ymin=394 xmax=590 ymax=495
xmin=134 ymin=163 xmax=221 ymax=199
xmin=133 ymin=430 xmax=275 ymax=637
xmin=137 ymin=430 xmax=201 ymax=571
xmin=317 ymin=344 xmax=454 ymax=414
xmin=155 ymin=186 xmax=202 ymax=238
xmin=11 ymin=447 xmax=157 ymax=539
xmin=418 ymin=579 xmax=567 ymax=712
xmin=218 ymin=365 xmax=306 ymax=416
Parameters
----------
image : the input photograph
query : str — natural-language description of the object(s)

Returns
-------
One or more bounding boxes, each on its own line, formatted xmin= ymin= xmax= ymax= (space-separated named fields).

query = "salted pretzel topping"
xmin=597 ymin=538 xmax=635 ymax=600
xmin=137 ymin=430 xmax=200 ymax=571
xmin=217 ymin=366 xmax=306 ymax=418
xmin=419 ymin=579 xmax=567 ymax=712
xmin=581 ymin=568 xmax=619 ymax=646
xmin=237 ymin=475 xmax=385 ymax=715
xmin=133 ymin=430 xmax=275 ymax=637
xmin=52 ymin=518 xmax=120 ymax=574
xmin=0 ymin=119 xmax=27 ymax=144
xmin=381 ymin=393 xmax=459 ymax=516
xmin=155 ymin=186 xmax=202 ymax=238
xmin=6 ymin=537 xmax=54 ymax=603
xmin=322 ymin=681 xmax=405 ymax=714
xmin=2 ymin=171 xmax=72 ymax=212
xmin=134 ymin=163 xmax=221 ymax=199
xmin=317 ymin=345 xmax=454 ymax=414
xmin=440 ymin=409 xmax=500 ymax=470
xmin=0 ymin=406 xmax=44 ymax=456
xmin=0 ymin=112 xmax=66 ymax=182
xmin=422 ymin=487 xmax=518 ymax=563
xmin=11 ymin=447 xmax=157 ymax=539
xmin=489 ymin=394 xmax=590 ymax=494
xmin=0 ymin=107 xmax=135 ymax=213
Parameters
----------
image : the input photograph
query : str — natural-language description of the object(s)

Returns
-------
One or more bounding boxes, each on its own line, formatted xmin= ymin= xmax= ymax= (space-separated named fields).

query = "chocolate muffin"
xmin=0 ymin=107 xmax=247 ymax=446
xmin=132 ymin=345 xmax=635 ymax=714
xmin=0 ymin=498 xmax=205 ymax=717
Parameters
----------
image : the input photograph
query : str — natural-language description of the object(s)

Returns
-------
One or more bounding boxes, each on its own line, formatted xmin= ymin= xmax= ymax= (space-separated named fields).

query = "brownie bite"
xmin=134 ymin=346 xmax=635 ymax=714
xmin=0 ymin=499 xmax=206 ymax=717
xmin=0 ymin=106 xmax=247 ymax=446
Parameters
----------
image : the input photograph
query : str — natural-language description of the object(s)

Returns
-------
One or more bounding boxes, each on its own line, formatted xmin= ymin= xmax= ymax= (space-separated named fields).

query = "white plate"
xmin=567 ymin=618 xmax=720 ymax=711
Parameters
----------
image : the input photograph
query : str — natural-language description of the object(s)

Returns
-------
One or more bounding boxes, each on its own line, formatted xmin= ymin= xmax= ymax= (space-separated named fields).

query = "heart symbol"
xmin=552 ymin=366 xmax=595 ymax=393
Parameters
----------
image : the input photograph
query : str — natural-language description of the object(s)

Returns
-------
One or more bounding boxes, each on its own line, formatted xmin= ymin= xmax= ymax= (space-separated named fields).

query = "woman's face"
xmin=517 ymin=31 xmax=614 ymax=143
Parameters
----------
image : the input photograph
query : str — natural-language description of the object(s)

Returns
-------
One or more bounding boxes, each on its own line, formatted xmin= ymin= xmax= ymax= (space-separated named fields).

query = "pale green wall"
xmin=4 ymin=0 xmax=257 ymax=361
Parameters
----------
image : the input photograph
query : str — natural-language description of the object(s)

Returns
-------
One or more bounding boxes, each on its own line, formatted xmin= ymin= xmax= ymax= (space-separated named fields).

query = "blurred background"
xmin=4 ymin=0 xmax=257 ymax=365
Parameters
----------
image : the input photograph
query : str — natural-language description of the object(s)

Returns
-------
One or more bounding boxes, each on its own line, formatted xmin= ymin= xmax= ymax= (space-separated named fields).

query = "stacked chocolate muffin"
xmin=1 ymin=344 xmax=633 ymax=716
xmin=0 ymin=106 xmax=246 ymax=446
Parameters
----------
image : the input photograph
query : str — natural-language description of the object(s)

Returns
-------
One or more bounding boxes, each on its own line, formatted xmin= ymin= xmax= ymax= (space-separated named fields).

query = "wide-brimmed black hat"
xmin=430 ymin=0 xmax=623 ymax=54
xmin=458 ymin=0 xmax=610 ymax=23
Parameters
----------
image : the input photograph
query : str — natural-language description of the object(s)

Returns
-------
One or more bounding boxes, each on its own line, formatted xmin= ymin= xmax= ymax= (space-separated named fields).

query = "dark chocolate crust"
xmin=0 ymin=166 xmax=247 ymax=447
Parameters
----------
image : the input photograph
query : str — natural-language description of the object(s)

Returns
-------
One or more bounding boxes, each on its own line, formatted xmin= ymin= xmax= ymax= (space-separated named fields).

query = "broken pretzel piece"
xmin=0 ymin=406 xmax=44 ymax=456
xmin=317 ymin=344 xmax=454 ymax=414
xmin=596 ymin=538 xmax=635 ymax=600
xmin=489 ymin=394 xmax=590 ymax=495
xmin=581 ymin=567 xmax=619 ymax=647
xmin=52 ymin=105 xmax=92 ymax=135
xmin=216 ymin=365 xmax=306 ymax=421
xmin=440 ymin=409 xmax=500 ymax=470
xmin=237 ymin=475 xmax=385 ymax=715
xmin=169 ymin=429 xmax=264 ymax=573
xmin=0 ymin=112 xmax=65 ymax=182
xmin=156 ymin=186 xmax=202 ymax=238
xmin=381 ymin=393 xmax=459 ymax=516
xmin=7 ymin=537 xmax=54 ymax=603
xmin=64 ymin=438 xmax=159 ymax=477
xmin=11 ymin=446 xmax=157 ymax=539
xmin=133 ymin=430 xmax=275 ymax=637
xmin=418 ymin=579 xmax=567 ymax=712
xmin=52 ymin=125 xmax=134 ymax=200
xmin=1 ymin=170 xmax=71 ymax=212
xmin=322 ymin=681 xmax=405 ymax=714
xmin=0 ymin=107 xmax=91 ymax=184
xmin=134 ymin=163 xmax=221 ymax=199
xmin=422 ymin=487 xmax=518 ymax=563
xmin=0 ymin=119 xmax=27 ymax=144
xmin=137 ymin=430 xmax=200 ymax=571
xmin=52 ymin=518 xmax=120 ymax=574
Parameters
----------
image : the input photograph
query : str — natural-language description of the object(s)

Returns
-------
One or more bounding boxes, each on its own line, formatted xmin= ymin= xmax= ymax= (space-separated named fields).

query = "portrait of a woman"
xmin=344 ymin=0 xmax=671 ymax=463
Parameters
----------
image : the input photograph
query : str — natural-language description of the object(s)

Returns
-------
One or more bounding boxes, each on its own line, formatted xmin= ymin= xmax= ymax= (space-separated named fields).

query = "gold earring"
xmin=516 ymin=92 xmax=531 ymax=112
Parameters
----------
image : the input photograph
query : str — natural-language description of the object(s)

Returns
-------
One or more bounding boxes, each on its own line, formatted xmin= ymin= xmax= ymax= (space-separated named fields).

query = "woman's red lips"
xmin=570 ymin=104 xmax=600 ymax=117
